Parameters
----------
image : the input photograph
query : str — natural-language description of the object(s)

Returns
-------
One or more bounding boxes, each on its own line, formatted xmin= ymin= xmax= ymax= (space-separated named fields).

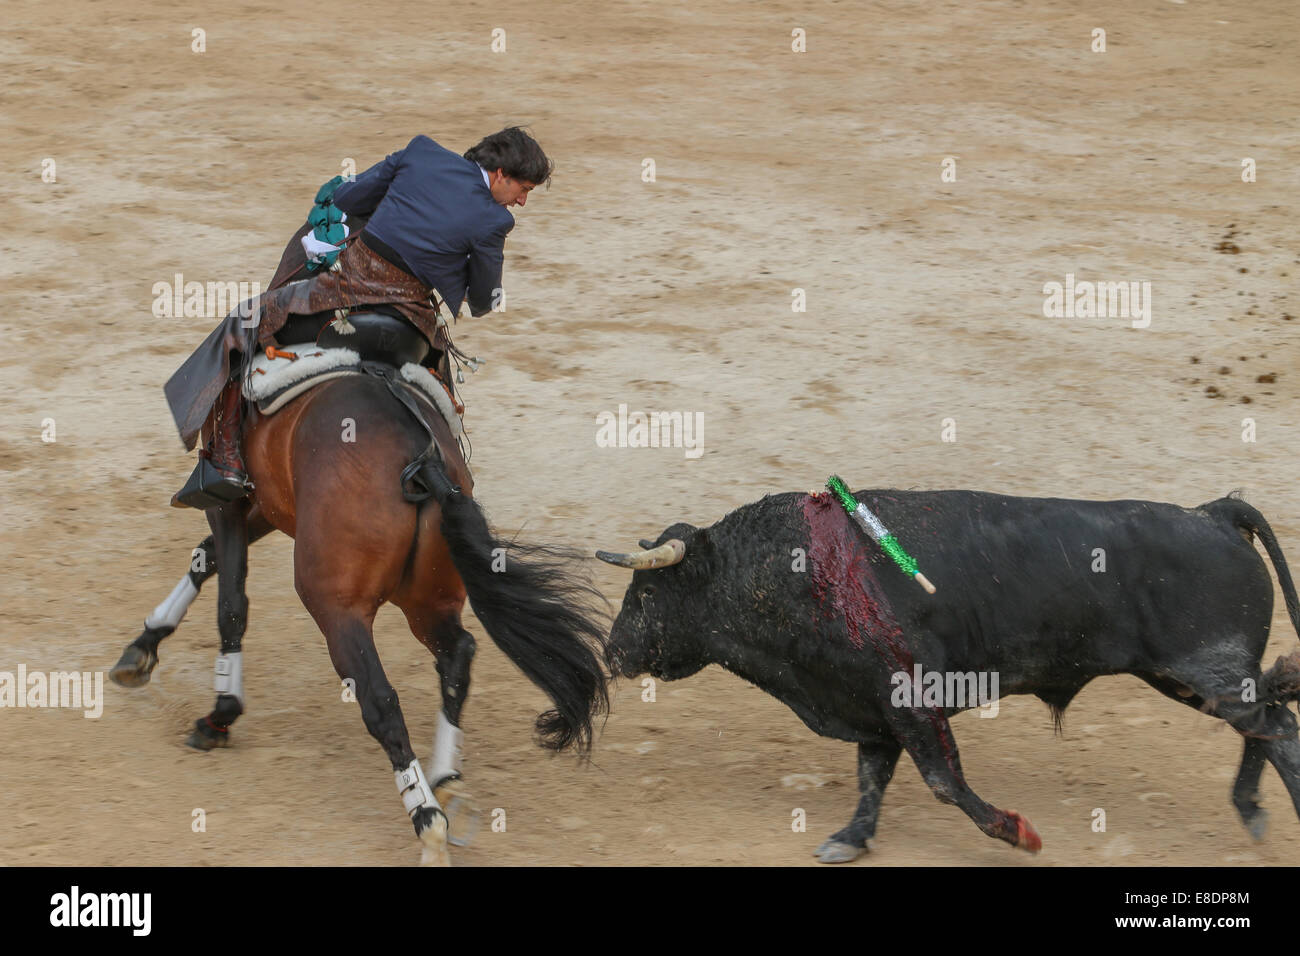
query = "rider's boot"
xmin=172 ymin=379 xmax=254 ymax=510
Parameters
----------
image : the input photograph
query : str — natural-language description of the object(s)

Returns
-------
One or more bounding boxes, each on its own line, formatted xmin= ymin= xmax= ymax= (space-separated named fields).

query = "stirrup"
xmin=172 ymin=457 xmax=254 ymax=510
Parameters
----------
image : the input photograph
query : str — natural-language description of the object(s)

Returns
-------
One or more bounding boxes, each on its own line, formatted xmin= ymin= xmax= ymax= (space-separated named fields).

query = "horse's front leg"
xmin=186 ymin=498 xmax=252 ymax=750
xmin=110 ymin=534 xmax=216 ymax=687
xmin=112 ymin=507 xmax=273 ymax=688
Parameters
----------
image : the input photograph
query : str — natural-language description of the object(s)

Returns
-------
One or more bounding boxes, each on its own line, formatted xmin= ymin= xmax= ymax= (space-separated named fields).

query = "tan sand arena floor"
xmin=3 ymin=0 xmax=1299 ymax=865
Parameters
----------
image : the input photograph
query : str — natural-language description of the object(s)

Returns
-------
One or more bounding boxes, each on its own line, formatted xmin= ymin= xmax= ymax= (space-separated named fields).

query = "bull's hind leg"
xmin=814 ymin=732 xmax=902 ymax=863
xmin=1253 ymin=708 xmax=1300 ymax=825
xmin=1252 ymin=652 xmax=1300 ymax=828
xmin=111 ymin=507 xmax=274 ymax=687
xmin=187 ymin=499 xmax=254 ymax=750
xmin=889 ymin=707 xmax=1041 ymax=853
xmin=1219 ymin=700 xmax=1300 ymax=835
xmin=1138 ymin=654 xmax=1296 ymax=840
xmin=1212 ymin=673 xmax=1300 ymax=834
xmin=1232 ymin=739 xmax=1270 ymax=840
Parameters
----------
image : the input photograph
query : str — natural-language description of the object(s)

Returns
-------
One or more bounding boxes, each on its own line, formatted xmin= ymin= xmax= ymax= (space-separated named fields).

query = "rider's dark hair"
xmin=464 ymin=127 xmax=554 ymax=186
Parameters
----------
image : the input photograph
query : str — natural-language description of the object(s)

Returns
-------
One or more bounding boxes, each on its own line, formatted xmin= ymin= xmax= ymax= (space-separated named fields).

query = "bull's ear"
xmin=638 ymin=539 xmax=656 ymax=550
xmin=682 ymin=526 xmax=717 ymax=562
xmin=661 ymin=522 xmax=699 ymax=543
xmin=655 ymin=522 xmax=710 ymax=567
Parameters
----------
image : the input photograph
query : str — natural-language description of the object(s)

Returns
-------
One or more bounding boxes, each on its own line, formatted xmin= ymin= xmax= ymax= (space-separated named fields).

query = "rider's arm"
xmin=465 ymin=223 xmax=511 ymax=317
xmin=333 ymin=141 xmax=410 ymax=217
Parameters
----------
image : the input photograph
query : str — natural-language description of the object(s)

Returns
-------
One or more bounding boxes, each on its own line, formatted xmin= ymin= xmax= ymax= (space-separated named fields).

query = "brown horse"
xmin=111 ymin=367 xmax=609 ymax=865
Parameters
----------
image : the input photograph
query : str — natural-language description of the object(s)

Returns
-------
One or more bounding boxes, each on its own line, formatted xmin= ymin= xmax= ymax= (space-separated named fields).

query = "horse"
xmin=110 ymin=341 xmax=610 ymax=866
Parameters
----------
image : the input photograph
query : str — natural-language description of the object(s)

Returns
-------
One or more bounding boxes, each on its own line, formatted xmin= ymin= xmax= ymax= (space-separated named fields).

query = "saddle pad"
xmin=243 ymin=346 xmax=463 ymax=438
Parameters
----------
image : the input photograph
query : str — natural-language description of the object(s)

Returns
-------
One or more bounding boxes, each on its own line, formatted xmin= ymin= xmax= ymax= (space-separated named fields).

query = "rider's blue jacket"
xmin=334 ymin=135 xmax=514 ymax=317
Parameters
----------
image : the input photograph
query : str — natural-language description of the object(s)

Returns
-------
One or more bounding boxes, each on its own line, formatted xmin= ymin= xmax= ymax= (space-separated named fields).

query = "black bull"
xmin=599 ymin=490 xmax=1300 ymax=862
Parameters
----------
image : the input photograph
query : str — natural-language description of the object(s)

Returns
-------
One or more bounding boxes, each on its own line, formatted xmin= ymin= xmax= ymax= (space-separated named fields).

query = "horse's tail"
xmin=426 ymin=468 xmax=610 ymax=754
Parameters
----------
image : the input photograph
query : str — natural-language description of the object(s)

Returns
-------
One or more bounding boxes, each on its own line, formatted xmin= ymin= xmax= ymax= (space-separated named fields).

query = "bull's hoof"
xmin=434 ymin=775 xmax=481 ymax=848
xmin=109 ymin=645 xmax=158 ymax=688
xmin=1245 ymin=809 xmax=1270 ymax=842
xmin=814 ymin=839 xmax=866 ymax=863
xmin=1008 ymin=810 xmax=1042 ymax=853
xmin=185 ymin=718 xmax=230 ymax=751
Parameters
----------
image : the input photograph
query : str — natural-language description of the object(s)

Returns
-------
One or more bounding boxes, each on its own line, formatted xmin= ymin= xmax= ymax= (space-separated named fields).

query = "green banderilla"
xmin=826 ymin=475 xmax=936 ymax=594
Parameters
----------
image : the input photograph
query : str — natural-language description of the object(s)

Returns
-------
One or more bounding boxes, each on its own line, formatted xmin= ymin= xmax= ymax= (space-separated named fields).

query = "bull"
xmin=597 ymin=489 xmax=1300 ymax=862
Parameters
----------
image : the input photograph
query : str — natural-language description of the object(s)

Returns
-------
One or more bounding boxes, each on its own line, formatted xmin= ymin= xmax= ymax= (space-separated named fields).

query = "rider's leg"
xmin=173 ymin=377 xmax=253 ymax=509
xmin=207 ymin=378 xmax=250 ymax=484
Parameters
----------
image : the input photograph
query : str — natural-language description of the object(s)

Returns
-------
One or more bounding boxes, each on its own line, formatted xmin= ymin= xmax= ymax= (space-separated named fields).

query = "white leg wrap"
xmin=431 ymin=710 xmax=464 ymax=782
xmin=396 ymin=758 xmax=439 ymax=818
xmin=145 ymin=576 xmax=199 ymax=631
xmin=213 ymin=652 xmax=244 ymax=706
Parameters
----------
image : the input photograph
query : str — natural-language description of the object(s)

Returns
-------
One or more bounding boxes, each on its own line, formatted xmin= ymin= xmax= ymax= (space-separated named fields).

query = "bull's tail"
xmin=1209 ymin=496 xmax=1300 ymax=703
xmin=427 ymin=474 xmax=610 ymax=754
xmin=1213 ymin=496 xmax=1300 ymax=636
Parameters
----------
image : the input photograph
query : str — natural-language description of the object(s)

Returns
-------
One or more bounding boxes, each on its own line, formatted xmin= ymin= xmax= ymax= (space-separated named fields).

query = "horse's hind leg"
xmin=112 ymin=507 xmax=273 ymax=688
xmin=296 ymin=509 xmax=451 ymax=864
xmin=187 ymin=499 xmax=253 ymax=750
xmin=305 ymin=600 xmax=451 ymax=866
xmin=407 ymin=608 xmax=479 ymax=845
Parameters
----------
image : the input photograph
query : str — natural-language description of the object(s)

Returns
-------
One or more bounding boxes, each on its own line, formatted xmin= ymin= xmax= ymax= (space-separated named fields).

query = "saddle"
xmin=277 ymin=309 xmax=432 ymax=367
xmin=244 ymin=311 xmax=464 ymax=438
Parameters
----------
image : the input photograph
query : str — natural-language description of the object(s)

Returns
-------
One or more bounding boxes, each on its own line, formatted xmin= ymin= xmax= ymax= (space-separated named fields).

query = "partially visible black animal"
xmin=597 ymin=490 xmax=1300 ymax=862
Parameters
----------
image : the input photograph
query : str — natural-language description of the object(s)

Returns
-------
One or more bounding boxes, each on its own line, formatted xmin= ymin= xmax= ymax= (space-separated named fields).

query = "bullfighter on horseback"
xmin=166 ymin=126 xmax=547 ymax=508
xmin=118 ymin=125 xmax=609 ymax=866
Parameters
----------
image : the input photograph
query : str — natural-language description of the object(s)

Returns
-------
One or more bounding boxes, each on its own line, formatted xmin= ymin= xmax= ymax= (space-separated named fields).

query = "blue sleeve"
xmin=332 ymin=143 xmax=408 ymax=217
xmin=466 ymin=224 xmax=510 ymax=317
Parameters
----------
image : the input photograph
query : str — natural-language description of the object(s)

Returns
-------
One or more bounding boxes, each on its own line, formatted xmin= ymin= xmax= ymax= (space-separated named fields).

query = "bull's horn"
xmin=596 ymin=539 xmax=686 ymax=570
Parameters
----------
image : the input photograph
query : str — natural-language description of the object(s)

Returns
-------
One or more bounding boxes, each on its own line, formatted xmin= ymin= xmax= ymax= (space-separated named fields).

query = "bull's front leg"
xmin=815 ymin=733 xmax=902 ymax=863
xmin=890 ymin=706 xmax=1042 ymax=853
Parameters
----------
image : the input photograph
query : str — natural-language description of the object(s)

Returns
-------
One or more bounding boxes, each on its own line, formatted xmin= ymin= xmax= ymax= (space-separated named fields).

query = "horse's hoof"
xmin=185 ymin=719 xmax=229 ymax=751
xmin=434 ymin=776 xmax=481 ymax=848
xmin=418 ymin=812 xmax=452 ymax=867
xmin=109 ymin=645 xmax=158 ymax=688
xmin=814 ymin=839 xmax=865 ymax=864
